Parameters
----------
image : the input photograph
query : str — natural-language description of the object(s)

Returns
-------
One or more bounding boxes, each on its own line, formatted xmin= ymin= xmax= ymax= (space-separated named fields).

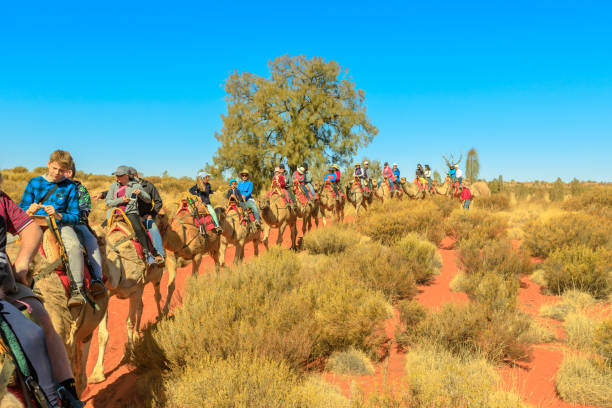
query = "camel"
xmin=89 ymin=213 xmax=164 ymax=384
xmin=292 ymin=184 xmax=319 ymax=236
xmin=375 ymin=178 xmax=403 ymax=202
xmin=259 ymin=187 xmax=298 ymax=250
xmin=400 ymin=177 xmax=426 ymax=199
xmin=470 ymin=180 xmax=491 ymax=197
xmin=217 ymin=202 xmax=263 ymax=265
xmin=346 ymin=177 xmax=371 ymax=218
xmin=318 ymin=182 xmax=345 ymax=226
xmin=155 ymin=202 xmax=221 ymax=314
xmin=6 ymin=224 xmax=110 ymax=394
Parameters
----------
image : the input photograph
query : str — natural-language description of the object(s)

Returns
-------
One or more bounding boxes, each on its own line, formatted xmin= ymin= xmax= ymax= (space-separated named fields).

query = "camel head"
xmin=214 ymin=207 xmax=226 ymax=223
xmin=400 ymin=177 xmax=407 ymax=185
xmin=258 ymin=197 xmax=270 ymax=210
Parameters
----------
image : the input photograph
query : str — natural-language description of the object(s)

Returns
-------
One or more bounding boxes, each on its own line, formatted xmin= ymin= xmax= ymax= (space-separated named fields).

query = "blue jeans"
xmin=243 ymin=199 xmax=260 ymax=222
xmin=144 ymin=218 xmax=165 ymax=258
xmin=427 ymin=177 xmax=432 ymax=189
xmin=306 ymin=183 xmax=316 ymax=198
xmin=458 ymin=177 xmax=463 ymax=186
xmin=73 ymin=224 xmax=102 ymax=281
xmin=387 ymin=178 xmax=395 ymax=190
xmin=463 ymin=199 xmax=471 ymax=210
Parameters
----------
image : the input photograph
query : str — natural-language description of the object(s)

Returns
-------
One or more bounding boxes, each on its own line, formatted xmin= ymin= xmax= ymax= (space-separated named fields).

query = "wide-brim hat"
xmin=197 ymin=171 xmax=210 ymax=179
xmin=112 ymin=165 xmax=130 ymax=176
xmin=363 ymin=160 xmax=369 ymax=165
xmin=239 ymin=169 xmax=249 ymax=176
xmin=332 ymin=164 xmax=340 ymax=170
xmin=297 ymin=166 xmax=305 ymax=174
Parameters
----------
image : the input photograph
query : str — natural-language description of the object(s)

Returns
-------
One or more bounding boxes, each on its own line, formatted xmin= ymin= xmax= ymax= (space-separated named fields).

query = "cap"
xmin=197 ymin=171 xmax=210 ymax=179
xmin=393 ymin=163 xmax=397 ymax=167
xmin=127 ymin=166 xmax=138 ymax=176
xmin=297 ymin=166 xmax=305 ymax=174
xmin=363 ymin=160 xmax=369 ymax=165
xmin=229 ymin=179 xmax=237 ymax=186
xmin=112 ymin=165 xmax=130 ymax=176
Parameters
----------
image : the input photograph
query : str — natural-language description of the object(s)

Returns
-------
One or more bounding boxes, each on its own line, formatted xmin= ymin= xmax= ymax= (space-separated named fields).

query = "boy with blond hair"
xmin=19 ymin=150 xmax=86 ymax=309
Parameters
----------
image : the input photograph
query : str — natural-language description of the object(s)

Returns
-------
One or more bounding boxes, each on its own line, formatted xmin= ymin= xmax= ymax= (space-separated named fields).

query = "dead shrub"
xmin=543 ymin=245 xmax=612 ymax=299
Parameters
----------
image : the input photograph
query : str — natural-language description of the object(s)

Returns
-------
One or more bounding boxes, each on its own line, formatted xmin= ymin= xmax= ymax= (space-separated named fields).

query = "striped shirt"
xmin=1 ymin=192 xmax=33 ymax=251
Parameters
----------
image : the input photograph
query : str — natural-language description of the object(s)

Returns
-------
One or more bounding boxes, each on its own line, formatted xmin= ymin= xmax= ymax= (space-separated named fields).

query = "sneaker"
xmin=89 ymin=279 xmax=106 ymax=299
xmin=67 ymin=290 xmax=86 ymax=310
xmin=215 ymin=226 xmax=223 ymax=234
xmin=154 ymin=255 xmax=165 ymax=266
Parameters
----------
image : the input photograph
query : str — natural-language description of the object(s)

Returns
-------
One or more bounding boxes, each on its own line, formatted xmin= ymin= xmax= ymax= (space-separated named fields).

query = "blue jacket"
xmin=237 ymin=180 xmax=254 ymax=201
xmin=449 ymin=168 xmax=457 ymax=178
xmin=324 ymin=173 xmax=337 ymax=183
xmin=393 ymin=168 xmax=400 ymax=179
xmin=19 ymin=176 xmax=79 ymax=226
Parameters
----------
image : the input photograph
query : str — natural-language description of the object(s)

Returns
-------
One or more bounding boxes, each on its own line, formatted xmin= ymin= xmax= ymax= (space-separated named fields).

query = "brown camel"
xmin=88 ymin=214 xmax=163 ymax=384
xmin=375 ymin=178 xmax=403 ymax=202
xmin=6 ymin=227 xmax=109 ymax=394
xmin=259 ymin=188 xmax=298 ymax=250
xmin=345 ymin=177 xmax=370 ymax=218
xmin=292 ymin=184 xmax=319 ymax=236
xmin=400 ymin=178 xmax=426 ymax=199
xmin=470 ymin=180 xmax=491 ymax=197
xmin=318 ymin=182 xmax=345 ymax=226
xmin=217 ymin=203 xmax=262 ymax=265
xmin=156 ymin=202 xmax=221 ymax=314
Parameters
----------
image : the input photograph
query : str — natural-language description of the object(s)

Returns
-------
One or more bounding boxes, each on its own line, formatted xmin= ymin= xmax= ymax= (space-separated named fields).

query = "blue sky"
xmin=1 ymin=1 xmax=610 ymax=181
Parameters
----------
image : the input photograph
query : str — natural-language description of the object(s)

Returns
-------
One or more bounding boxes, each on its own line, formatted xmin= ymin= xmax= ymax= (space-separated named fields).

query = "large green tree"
xmin=207 ymin=55 xmax=378 ymax=191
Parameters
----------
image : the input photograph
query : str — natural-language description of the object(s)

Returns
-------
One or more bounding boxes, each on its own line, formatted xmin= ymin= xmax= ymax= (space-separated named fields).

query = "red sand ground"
xmin=82 ymin=223 xmax=599 ymax=407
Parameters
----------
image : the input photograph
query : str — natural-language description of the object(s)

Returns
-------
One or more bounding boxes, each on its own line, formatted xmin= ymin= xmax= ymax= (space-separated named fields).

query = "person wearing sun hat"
xmin=293 ymin=166 xmax=312 ymax=202
xmin=302 ymin=162 xmax=317 ymax=199
xmin=189 ymin=172 xmax=222 ymax=233
xmin=237 ymin=169 xmax=261 ymax=226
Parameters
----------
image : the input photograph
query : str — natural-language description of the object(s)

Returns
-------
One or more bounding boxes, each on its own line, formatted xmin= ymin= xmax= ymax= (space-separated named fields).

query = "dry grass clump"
xmin=543 ymin=245 xmax=612 ymax=299
xmin=594 ymin=317 xmax=612 ymax=366
xmin=303 ymin=225 xmax=359 ymax=255
xmin=473 ymin=193 xmax=511 ymax=211
xmin=396 ymin=299 xmax=428 ymax=328
xmin=358 ymin=201 xmax=445 ymax=245
xmin=562 ymin=186 xmax=612 ymax=214
xmin=539 ymin=290 xmax=596 ymax=321
xmin=393 ymin=233 xmax=442 ymax=284
xmin=523 ymin=213 xmax=612 ymax=258
xmin=335 ymin=241 xmax=417 ymax=302
xmin=402 ymin=346 xmax=529 ymax=408
xmin=326 ymin=347 xmax=375 ymax=376
xmin=400 ymin=303 xmax=532 ymax=363
xmin=555 ymin=354 xmax=612 ymax=407
xmin=130 ymin=247 xmax=391 ymax=404
xmin=446 ymin=209 xmax=508 ymax=247
xmin=564 ymin=312 xmax=597 ymax=350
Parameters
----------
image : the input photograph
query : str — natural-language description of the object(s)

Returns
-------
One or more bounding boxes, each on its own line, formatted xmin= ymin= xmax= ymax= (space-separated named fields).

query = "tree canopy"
xmin=207 ymin=55 xmax=378 ymax=191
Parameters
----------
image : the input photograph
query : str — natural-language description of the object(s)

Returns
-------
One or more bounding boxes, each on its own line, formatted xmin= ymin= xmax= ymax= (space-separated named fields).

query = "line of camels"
xmin=3 ymin=173 xmax=489 ymax=405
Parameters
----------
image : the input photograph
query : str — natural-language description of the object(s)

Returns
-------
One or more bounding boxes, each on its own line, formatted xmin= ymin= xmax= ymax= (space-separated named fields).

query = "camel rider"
xmin=353 ymin=163 xmax=365 ymax=190
xmin=276 ymin=165 xmax=298 ymax=211
xmin=392 ymin=163 xmax=402 ymax=191
xmin=65 ymin=163 xmax=106 ymax=298
xmin=293 ymin=167 xmax=312 ymax=202
xmin=227 ymin=179 xmax=249 ymax=214
xmin=189 ymin=172 xmax=222 ymax=234
xmin=416 ymin=164 xmax=425 ymax=178
xmin=382 ymin=162 xmax=394 ymax=191
xmin=302 ymin=163 xmax=317 ymax=199
xmin=127 ymin=167 xmax=165 ymax=261
xmin=362 ymin=161 xmax=373 ymax=195
xmin=455 ymin=164 xmax=463 ymax=186
xmin=1 ymin=174 xmax=79 ymax=405
xmin=19 ymin=150 xmax=88 ymax=310
xmin=237 ymin=170 xmax=261 ymax=227
xmin=106 ymin=166 xmax=163 ymax=266
xmin=323 ymin=167 xmax=341 ymax=201
xmin=424 ymin=164 xmax=432 ymax=190
xmin=448 ymin=164 xmax=457 ymax=183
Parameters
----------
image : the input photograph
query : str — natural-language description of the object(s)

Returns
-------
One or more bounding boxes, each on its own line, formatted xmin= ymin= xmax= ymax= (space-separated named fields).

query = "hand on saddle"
xmin=27 ymin=203 xmax=41 ymax=214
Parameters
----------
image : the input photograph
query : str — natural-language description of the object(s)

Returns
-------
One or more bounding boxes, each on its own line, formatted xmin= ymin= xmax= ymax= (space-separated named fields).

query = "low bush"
xmin=594 ymin=317 xmax=612 ymax=367
xmin=358 ymin=201 xmax=445 ymax=245
xmin=539 ymin=290 xmax=596 ymax=321
xmin=396 ymin=299 xmax=428 ymax=328
xmin=564 ymin=312 xmax=597 ymax=350
xmin=446 ymin=210 xmax=507 ymax=247
xmin=562 ymin=187 xmax=612 ymax=213
xmin=336 ymin=241 xmax=417 ymax=302
xmin=543 ymin=245 xmax=612 ymax=299
xmin=473 ymin=193 xmax=511 ymax=211
xmin=326 ymin=348 xmax=375 ymax=376
xmin=402 ymin=346 xmax=529 ymax=408
xmin=523 ymin=213 xmax=612 ymax=258
xmin=556 ymin=355 xmax=612 ymax=407
xmin=303 ymin=225 xmax=359 ymax=255
xmin=402 ymin=303 xmax=532 ymax=363
xmin=518 ymin=319 xmax=557 ymax=344
xmin=393 ymin=233 xmax=442 ymax=284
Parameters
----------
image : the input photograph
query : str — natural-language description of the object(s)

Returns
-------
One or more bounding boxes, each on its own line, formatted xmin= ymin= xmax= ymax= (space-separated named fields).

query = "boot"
xmin=67 ymin=288 xmax=85 ymax=310
xmin=144 ymin=250 xmax=156 ymax=266
xmin=214 ymin=225 xmax=223 ymax=234
xmin=89 ymin=279 xmax=107 ymax=300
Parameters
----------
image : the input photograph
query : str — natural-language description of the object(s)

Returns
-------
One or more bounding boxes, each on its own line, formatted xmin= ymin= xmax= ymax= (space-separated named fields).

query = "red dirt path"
xmin=81 ymin=224 xmax=598 ymax=407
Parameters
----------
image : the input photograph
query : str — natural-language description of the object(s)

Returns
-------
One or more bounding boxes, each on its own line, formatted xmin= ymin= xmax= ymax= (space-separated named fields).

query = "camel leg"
xmin=76 ymin=337 xmax=92 ymax=393
xmin=153 ymin=280 xmax=162 ymax=319
xmin=262 ymin=223 xmax=270 ymax=249
xmin=162 ymin=251 xmax=177 ymax=315
xmin=191 ymin=253 xmax=203 ymax=277
xmin=290 ymin=223 xmax=298 ymax=250
xmin=210 ymin=248 xmax=220 ymax=273
xmin=219 ymin=237 xmax=228 ymax=267
xmin=89 ymin=309 xmax=109 ymax=384
xmin=277 ymin=223 xmax=286 ymax=246
xmin=320 ymin=208 xmax=327 ymax=228
xmin=127 ymin=287 xmax=144 ymax=351
xmin=253 ymin=237 xmax=259 ymax=257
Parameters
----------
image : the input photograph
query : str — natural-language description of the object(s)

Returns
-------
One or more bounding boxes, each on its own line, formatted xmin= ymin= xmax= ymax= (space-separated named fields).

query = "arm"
xmin=189 ymin=185 xmax=198 ymax=196
xmin=149 ymin=184 xmax=163 ymax=216
xmin=134 ymin=183 xmax=151 ymax=203
xmin=58 ymin=185 xmax=80 ymax=225
xmin=105 ymin=184 xmax=124 ymax=207
xmin=244 ymin=182 xmax=253 ymax=199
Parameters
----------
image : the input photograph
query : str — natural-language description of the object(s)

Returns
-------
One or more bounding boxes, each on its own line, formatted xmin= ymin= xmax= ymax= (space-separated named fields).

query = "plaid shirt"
xmin=19 ymin=176 xmax=79 ymax=226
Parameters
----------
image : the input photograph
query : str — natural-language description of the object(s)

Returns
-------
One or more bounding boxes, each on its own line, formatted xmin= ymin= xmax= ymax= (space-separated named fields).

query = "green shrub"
xmin=543 ymin=245 xmax=612 ymax=299
xmin=523 ymin=213 xmax=612 ymax=258
xmin=539 ymin=290 xmax=596 ymax=321
xmin=473 ymin=193 xmax=511 ymax=211
xmin=303 ymin=226 xmax=359 ymax=255
xmin=594 ymin=317 xmax=612 ymax=366
xmin=396 ymin=299 xmax=428 ymax=328
xmin=326 ymin=347 xmax=375 ymax=376
xmin=565 ymin=312 xmax=597 ymax=350
xmin=393 ymin=233 xmax=442 ymax=284
xmin=336 ymin=241 xmax=417 ymax=302
xmin=446 ymin=210 xmax=507 ymax=247
xmin=562 ymin=186 xmax=612 ymax=212
xmin=556 ymin=355 xmax=612 ymax=407
xmin=403 ymin=346 xmax=529 ymax=408
xmin=549 ymin=177 xmax=566 ymax=201
xmin=403 ymin=303 xmax=532 ymax=363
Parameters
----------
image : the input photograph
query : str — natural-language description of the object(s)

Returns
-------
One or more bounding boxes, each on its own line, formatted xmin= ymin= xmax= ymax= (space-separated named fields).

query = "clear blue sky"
xmin=1 ymin=1 xmax=611 ymax=182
